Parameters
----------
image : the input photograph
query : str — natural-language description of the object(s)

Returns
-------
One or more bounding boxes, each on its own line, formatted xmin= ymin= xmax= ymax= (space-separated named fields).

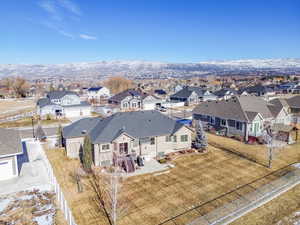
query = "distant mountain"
xmin=1 ymin=59 xmax=300 ymax=79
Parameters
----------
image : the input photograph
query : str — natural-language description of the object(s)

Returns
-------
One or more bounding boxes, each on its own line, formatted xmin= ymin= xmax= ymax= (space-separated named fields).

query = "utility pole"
xmin=31 ymin=116 xmax=35 ymax=139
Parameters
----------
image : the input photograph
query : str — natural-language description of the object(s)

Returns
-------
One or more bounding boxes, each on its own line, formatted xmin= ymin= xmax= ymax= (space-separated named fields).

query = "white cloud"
xmin=38 ymin=0 xmax=62 ymax=21
xmin=79 ymin=34 xmax=97 ymax=40
xmin=57 ymin=0 xmax=81 ymax=16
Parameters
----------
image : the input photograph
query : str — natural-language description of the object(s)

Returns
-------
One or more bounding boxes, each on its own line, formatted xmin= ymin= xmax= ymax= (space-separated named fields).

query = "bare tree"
xmin=13 ymin=77 xmax=29 ymax=97
xmin=104 ymin=76 xmax=134 ymax=94
xmin=88 ymin=166 xmax=129 ymax=225
xmin=263 ymin=129 xmax=286 ymax=168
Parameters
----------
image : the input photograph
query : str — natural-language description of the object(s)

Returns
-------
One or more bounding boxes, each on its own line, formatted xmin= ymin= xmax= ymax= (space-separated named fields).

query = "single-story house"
xmin=192 ymin=96 xmax=289 ymax=141
xmin=239 ymin=84 xmax=275 ymax=97
xmin=213 ymin=88 xmax=238 ymax=100
xmin=0 ymin=128 xmax=23 ymax=181
xmin=170 ymin=86 xmax=217 ymax=106
xmin=37 ymin=91 xmax=91 ymax=118
xmin=62 ymin=110 xmax=193 ymax=166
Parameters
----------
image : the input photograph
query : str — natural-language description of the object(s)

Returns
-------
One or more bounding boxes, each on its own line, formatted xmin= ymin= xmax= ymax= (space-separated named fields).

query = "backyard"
xmin=44 ymin=133 xmax=300 ymax=225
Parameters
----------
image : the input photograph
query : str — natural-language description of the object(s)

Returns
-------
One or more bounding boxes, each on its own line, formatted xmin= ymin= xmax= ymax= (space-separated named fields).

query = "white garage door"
xmin=0 ymin=160 xmax=13 ymax=181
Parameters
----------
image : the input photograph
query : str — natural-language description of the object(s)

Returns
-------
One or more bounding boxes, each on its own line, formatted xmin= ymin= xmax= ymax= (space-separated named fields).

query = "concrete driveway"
xmin=0 ymin=140 xmax=52 ymax=195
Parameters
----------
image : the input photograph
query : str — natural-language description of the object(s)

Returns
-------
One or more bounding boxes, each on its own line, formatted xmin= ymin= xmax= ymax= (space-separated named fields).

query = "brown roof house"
xmin=0 ymin=128 xmax=23 ymax=181
xmin=192 ymin=96 xmax=290 ymax=141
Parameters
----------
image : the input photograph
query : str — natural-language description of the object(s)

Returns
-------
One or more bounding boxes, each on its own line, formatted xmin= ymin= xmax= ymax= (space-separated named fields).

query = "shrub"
xmin=158 ymin=158 xmax=167 ymax=164
xmin=46 ymin=114 xmax=51 ymax=120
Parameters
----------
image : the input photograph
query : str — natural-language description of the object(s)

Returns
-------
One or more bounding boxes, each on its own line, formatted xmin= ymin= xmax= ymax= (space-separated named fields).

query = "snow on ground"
xmin=276 ymin=210 xmax=300 ymax=225
xmin=0 ymin=190 xmax=56 ymax=225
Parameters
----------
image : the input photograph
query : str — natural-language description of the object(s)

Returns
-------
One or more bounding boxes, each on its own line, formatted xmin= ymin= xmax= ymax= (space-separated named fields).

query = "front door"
xmin=119 ymin=143 xmax=128 ymax=155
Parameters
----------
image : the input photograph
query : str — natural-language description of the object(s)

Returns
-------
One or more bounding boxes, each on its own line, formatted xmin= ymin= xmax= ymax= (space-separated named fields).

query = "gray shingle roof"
xmin=171 ymin=86 xmax=207 ymax=99
xmin=47 ymin=91 xmax=78 ymax=100
xmin=287 ymin=95 xmax=300 ymax=108
xmin=37 ymin=98 xmax=53 ymax=107
xmin=0 ymin=128 xmax=23 ymax=156
xmin=63 ymin=110 xmax=185 ymax=144
xmin=213 ymin=88 xmax=237 ymax=97
xmin=108 ymin=89 xmax=148 ymax=103
xmin=193 ymin=97 xmax=248 ymax=122
xmin=63 ymin=117 xmax=102 ymax=138
xmin=193 ymin=96 xmax=273 ymax=122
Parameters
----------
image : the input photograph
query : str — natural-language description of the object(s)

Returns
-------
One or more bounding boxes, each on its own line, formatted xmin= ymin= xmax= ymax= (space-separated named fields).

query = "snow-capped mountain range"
xmin=0 ymin=58 xmax=300 ymax=79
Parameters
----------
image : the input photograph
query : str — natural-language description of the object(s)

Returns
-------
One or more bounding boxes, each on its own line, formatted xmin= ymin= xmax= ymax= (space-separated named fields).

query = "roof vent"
xmin=81 ymin=130 xmax=87 ymax=134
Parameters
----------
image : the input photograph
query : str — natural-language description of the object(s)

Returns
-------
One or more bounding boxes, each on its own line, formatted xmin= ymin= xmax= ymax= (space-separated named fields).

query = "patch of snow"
xmin=0 ymin=197 xmax=11 ymax=212
xmin=34 ymin=214 xmax=55 ymax=225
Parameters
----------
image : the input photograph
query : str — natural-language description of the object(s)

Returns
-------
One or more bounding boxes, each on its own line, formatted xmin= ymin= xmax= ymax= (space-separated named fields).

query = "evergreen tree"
xmin=194 ymin=120 xmax=207 ymax=150
xmin=83 ymin=136 xmax=93 ymax=170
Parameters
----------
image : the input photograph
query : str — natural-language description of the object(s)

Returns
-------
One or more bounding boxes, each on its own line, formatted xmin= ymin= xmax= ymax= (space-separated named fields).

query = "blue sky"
xmin=0 ymin=0 xmax=300 ymax=64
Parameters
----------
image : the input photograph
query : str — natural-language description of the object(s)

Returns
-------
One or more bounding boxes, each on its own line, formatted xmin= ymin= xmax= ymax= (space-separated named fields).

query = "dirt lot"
xmin=45 ymin=134 xmax=300 ymax=225
xmin=0 ymin=98 xmax=35 ymax=117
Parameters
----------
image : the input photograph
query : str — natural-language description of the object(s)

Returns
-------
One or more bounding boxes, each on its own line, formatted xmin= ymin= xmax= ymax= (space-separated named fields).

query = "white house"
xmin=87 ymin=87 xmax=110 ymax=102
xmin=0 ymin=128 xmax=23 ymax=181
xmin=37 ymin=91 xmax=91 ymax=118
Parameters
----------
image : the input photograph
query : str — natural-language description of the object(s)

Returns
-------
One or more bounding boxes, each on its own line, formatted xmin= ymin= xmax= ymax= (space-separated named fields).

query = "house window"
xmin=123 ymin=103 xmax=128 ymax=108
xmin=236 ymin=121 xmax=243 ymax=130
xmin=165 ymin=136 xmax=172 ymax=142
xmin=173 ymin=135 xmax=177 ymax=142
xmin=221 ymin=119 xmax=226 ymax=126
xmin=181 ymin=135 xmax=188 ymax=142
xmin=150 ymin=137 xmax=155 ymax=145
xmin=132 ymin=103 xmax=137 ymax=108
xmin=102 ymin=144 xmax=110 ymax=151
xmin=228 ymin=120 xmax=236 ymax=127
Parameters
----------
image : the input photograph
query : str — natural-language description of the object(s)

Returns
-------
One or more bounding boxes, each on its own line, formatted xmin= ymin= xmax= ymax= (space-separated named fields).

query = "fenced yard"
xmin=44 ymin=135 xmax=300 ymax=225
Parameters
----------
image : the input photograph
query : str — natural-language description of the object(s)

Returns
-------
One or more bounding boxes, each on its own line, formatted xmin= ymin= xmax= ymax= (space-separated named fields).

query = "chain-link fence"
xmin=187 ymin=167 xmax=300 ymax=225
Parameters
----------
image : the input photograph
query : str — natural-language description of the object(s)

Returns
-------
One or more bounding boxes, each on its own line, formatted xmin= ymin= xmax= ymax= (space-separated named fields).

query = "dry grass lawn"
xmin=0 ymin=98 xmax=35 ymax=117
xmin=231 ymin=184 xmax=300 ymax=225
xmin=0 ymin=117 xmax=70 ymax=128
xmin=207 ymin=133 xmax=300 ymax=169
xmin=45 ymin=135 xmax=300 ymax=225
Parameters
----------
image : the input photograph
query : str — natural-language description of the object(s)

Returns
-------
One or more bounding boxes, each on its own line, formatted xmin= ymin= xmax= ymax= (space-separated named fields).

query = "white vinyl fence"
xmin=37 ymin=140 xmax=78 ymax=225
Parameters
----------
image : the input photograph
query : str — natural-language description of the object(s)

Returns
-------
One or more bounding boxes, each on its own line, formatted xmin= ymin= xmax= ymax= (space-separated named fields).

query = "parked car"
xmin=156 ymin=105 xmax=167 ymax=112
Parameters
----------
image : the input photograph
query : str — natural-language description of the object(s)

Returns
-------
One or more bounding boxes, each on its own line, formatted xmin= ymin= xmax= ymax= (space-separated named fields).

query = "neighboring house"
xmin=37 ymin=91 xmax=91 ymax=118
xmin=173 ymin=84 xmax=183 ymax=93
xmin=62 ymin=110 xmax=193 ymax=166
xmin=192 ymin=96 xmax=289 ymax=141
xmin=0 ymin=128 xmax=23 ymax=181
xmin=87 ymin=87 xmax=110 ymax=102
xmin=154 ymin=89 xmax=167 ymax=96
xmin=286 ymin=95 xmax=300 ymax=124
xmin=108 ymin=89 xmax=162 ymax=111
xmin=213 ymin=88 xmax=238 ymax=100
xmin=278 ymin=82 xmax=297 ymax=94
xmin=292 ymin=85 xmax=300 ymax=94
xmin=239 ymin=84 xmax=275 ymax=97
xmin=170 ymin=86 xmax=217 ymax=105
